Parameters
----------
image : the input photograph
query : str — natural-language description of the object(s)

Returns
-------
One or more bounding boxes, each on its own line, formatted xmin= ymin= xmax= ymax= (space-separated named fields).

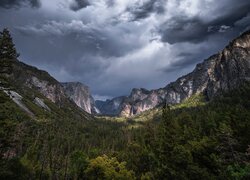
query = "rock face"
xmin=61 ymin=82 xmax=99 ymax=114
xmin=26 ymin=76 xmax=66 ymax=104
xmin=1 ymin=58 xmax=97 ymax=115
xmin=6 ymin=60 xmax=69 ymax=106
xmin=100 ymin=30 xmax=250 ymax=117
xmin=3 ymin=89 xmax=34 ymax=116
xmin=34 ymin=97 xmax=50 ymax=111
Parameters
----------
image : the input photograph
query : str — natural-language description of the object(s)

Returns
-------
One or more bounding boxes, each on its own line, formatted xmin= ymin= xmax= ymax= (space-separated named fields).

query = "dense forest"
xmin=0 ymin=29 xmax=250 ymax=179
xmin=1 ymin=81 xmax=250 ymax=179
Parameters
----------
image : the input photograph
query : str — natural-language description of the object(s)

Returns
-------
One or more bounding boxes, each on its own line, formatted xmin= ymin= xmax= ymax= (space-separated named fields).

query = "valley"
xmin=0 ymin=28 xmax=250 ymax=179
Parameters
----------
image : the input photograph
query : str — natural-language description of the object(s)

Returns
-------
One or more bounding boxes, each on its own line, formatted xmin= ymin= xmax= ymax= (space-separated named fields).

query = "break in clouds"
xmin=0 ymin=0 xmax=250 ymax=99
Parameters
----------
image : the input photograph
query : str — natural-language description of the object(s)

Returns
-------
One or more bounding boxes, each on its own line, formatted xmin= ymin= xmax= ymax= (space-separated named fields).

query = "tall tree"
xmin=0 ymin=28 xmax=19 ymax=60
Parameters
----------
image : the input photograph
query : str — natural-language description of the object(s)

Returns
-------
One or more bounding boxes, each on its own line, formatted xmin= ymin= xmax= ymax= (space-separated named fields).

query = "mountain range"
xmin=95 ymin=30 xmax=250 ymax=117
xmin=1 ymin=27 xmax=250 ymax=180
xmin=1 ymin=30 xmax=250 ymax=118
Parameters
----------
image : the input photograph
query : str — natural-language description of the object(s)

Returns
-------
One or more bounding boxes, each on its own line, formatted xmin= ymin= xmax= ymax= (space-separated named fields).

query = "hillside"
xmin=0 ymin=58 xmax=93 ymax=120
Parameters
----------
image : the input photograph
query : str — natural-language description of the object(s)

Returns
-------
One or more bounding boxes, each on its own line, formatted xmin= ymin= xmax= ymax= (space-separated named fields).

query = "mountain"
xmin=0 ymin=57 xmax=93 ymax=120
xmin=61 ymin=82 xmax=99 ymax=114
xmin=95 ymin=96 xmax=126 ymax=116
xmin=99 ymin=30 xmax=250 ymax=117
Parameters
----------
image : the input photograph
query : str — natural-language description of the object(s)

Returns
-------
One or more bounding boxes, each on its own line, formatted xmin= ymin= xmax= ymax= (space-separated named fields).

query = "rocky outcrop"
xmin=26 ymin=76 xmax=66 ymax=104
xmin=103 ymin=30 xmax=250 ymax=117
xmin=5 ymin=60 xmax=69 ymax=107
xmin=205 ymin=31 xmax=250 ymax=97
xmin=34 ymin=97 xmax=50 ymax=111
xmin=3 ymin=89 xmax=34 ymax=116
xmin=61 ymin=82 xmax=99 ymax=114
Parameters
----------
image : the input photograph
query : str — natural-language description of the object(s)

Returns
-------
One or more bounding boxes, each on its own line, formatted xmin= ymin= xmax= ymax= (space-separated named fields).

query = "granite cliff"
xmin=61 ymin=82 xmax=99 ymax=114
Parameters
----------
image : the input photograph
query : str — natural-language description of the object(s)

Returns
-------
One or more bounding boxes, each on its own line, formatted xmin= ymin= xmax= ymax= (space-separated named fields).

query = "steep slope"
xmin=102 ymin=30 xmax=250 ymax=117
xmin=0 ymin=58 xmax=93 ymax=120
xmin=61 ymin=82 xmax=99 ymax=114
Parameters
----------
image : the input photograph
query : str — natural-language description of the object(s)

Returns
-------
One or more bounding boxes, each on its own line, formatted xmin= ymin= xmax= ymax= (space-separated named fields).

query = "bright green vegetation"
xmin=173 ymin=93 xmax=206 ymax=109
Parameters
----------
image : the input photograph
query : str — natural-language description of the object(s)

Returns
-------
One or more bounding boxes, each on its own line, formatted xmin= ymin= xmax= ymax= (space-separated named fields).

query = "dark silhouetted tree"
xmin=0 ymin=28 xmax=19 ymax=59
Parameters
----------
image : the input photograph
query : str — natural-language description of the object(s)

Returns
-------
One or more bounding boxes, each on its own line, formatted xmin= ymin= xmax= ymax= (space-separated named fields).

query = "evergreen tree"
xmin=0 ymin=28 xmax=19 ymax=60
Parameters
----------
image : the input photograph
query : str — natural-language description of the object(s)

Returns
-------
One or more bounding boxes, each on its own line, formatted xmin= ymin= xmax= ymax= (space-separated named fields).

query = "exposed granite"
xmin=61 ymin=82 xmax=99 ymax=114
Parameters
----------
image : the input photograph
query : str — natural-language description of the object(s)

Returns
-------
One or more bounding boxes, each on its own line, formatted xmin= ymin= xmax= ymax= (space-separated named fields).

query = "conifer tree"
xmin=0 ymin=28 xmax=19 ymax=60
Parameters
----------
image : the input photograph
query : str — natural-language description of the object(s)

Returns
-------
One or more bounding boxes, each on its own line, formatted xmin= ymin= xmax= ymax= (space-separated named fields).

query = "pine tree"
xmin=0 ymin=28 xmax=19 ymax=60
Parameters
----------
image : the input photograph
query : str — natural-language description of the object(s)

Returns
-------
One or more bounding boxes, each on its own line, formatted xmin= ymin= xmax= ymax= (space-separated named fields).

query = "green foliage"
xmin=150 ymin=84 xmax=250 ymax=179
xmin=226 ymin=164 xmax=250 ymax=179
xmin=85 ymin=155 xmax=135 ymax=180
xmin=69 ymin=150 xmax=89 ymax=179
xmin=173 ymin=94 xmax=206 ymax=109
xmin=0 ymin=158 xmax=29 ymax=180
xmin=1 ymin=83 xmax=250 ymax=179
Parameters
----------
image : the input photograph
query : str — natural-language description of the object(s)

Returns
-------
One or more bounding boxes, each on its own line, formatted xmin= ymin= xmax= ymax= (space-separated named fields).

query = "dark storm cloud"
xmin=210 ymin=2 xmax=250 ymax=27
xmin=16 ymin=20 xmax=141 ymax=58
xmin=0 ymin=0 xmax=41 ymax=9
xmin=160 ymin=17 xmax=209 ymax=44
xmin=159 ymin=0 xmax=250 ymax=44
xmin=70 ymin=0 xmax=90 ymax=11
xmin=164 ymin=51 xmax=213 ymax=72
xmin=159 ymin=28 xmax=247 ymax=76
xmin=127 ymin=0 xmax=165 ymax=21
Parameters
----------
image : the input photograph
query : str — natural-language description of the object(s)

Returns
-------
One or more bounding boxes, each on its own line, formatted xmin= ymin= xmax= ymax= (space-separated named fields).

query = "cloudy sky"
xmin=0 ymin=0 xmax=250 ymax=100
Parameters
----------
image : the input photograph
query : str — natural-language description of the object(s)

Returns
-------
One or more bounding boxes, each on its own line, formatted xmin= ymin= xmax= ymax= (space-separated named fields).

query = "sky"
xmin=0 ymin=0 xmax=250 ymax=100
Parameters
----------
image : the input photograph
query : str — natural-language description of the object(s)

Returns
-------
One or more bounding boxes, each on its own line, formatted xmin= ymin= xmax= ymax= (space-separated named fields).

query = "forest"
xmin=1 ymin=81 xmax=250 ymax=179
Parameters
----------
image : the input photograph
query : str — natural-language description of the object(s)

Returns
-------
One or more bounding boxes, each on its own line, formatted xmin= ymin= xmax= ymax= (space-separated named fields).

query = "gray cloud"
xmin=127 ymin=0 xmax=165 ymax=21
xmin=16 ymin=19 xmax=143 ymax=58
xmin=160 ymin=17 xmax=209 ymax=44
xmin=0 ymin=0 xmax=41 ymax=9
xmin=105 ymin=0 xmax=115 ymax=7
xmin=1 ymin=0 xmax=250 ymax=99
xmin=70 ymin=0 xmax=90 ymax=11
xmin=159 ymin=0 xmax=250 ymax=44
